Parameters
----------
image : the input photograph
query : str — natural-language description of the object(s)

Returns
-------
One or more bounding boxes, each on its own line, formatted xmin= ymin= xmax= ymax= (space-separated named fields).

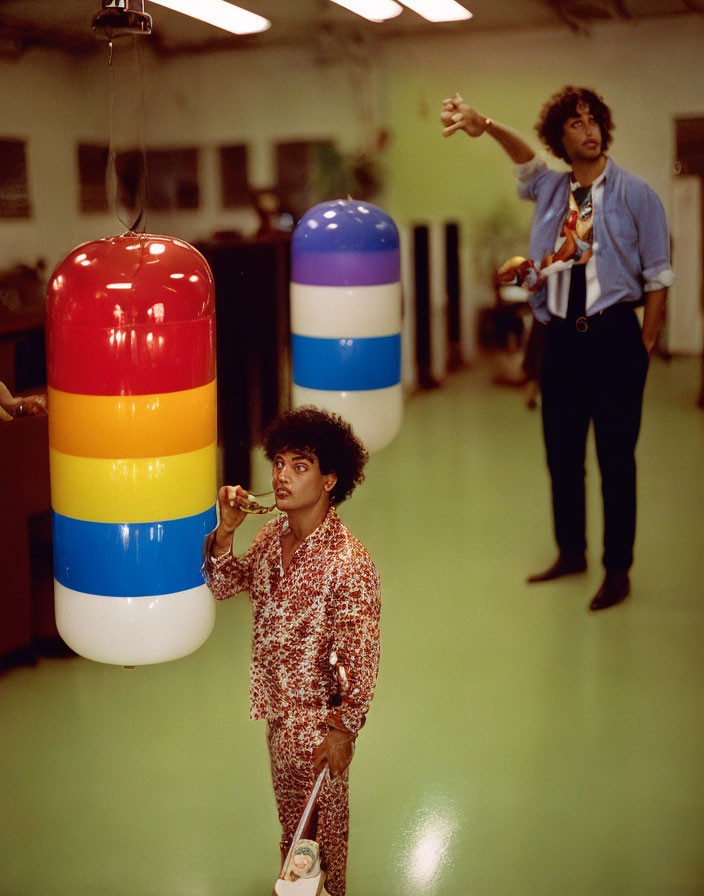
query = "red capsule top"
xmin=46 ymin=234 xmax=217 ymax=396
xmin=46 ymin=234 xmax=215 ymax=327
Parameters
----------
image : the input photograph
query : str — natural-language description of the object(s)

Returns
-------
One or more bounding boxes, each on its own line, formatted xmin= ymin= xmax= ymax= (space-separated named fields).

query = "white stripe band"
xmin=55 ymin=581 xmax=215 ymax=666
xmin=292 ymin=383 xmax=403 ymax=453
xmin=291 ymin=282 xmax=402 ymax=338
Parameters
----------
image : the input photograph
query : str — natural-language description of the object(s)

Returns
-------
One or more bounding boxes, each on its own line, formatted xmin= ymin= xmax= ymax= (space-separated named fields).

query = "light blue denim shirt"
xmin=517 ymin=156 xmax=674 ymax=323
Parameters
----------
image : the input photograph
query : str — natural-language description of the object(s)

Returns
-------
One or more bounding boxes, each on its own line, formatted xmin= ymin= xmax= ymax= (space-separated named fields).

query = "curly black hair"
xmin=262 ymin=406 xmax=369 ymax=505
xmin=535 ymin=86 xmax=614 ymax=164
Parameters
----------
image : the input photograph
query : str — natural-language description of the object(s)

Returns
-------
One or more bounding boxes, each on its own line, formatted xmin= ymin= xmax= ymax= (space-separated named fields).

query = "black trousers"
xmin=540 ymin=302 xmax=649 ymax=572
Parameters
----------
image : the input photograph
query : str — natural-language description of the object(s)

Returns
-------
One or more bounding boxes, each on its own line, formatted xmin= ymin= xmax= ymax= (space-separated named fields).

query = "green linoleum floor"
xmin=2 ymin=356 xmax=704 ymax=896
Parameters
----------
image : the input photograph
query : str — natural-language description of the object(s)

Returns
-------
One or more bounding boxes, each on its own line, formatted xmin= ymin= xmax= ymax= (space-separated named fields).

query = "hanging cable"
xmin=106 ymin=34 xmax=149 ymax=233
xmin=93 ymin=1 xmax=151 ymax=233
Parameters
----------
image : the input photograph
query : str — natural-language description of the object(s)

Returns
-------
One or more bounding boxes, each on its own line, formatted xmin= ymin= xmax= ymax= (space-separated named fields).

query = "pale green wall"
xmin=0 ymin=52 xmax=113 ymax=271
xmin=383 ymin=16 xmax=704 ymax=244
xmin=1 ymin=14 xmax=702 ymax=291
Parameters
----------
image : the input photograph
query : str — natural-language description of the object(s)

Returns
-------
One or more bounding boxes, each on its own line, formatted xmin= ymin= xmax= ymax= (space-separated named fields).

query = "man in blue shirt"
xmin=442 ymin=86 xmax=673 ymax=611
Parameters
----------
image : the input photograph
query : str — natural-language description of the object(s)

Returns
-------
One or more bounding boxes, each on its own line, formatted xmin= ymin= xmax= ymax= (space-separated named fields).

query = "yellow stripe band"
xmin=48 ymin=381 xmax=217 ymax=458
xmin=49 ymin=443 xmax=217 ymax=523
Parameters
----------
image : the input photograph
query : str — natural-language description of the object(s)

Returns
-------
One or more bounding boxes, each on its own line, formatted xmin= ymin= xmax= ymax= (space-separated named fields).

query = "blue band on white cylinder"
xmin=52 ymin=505 xmax=216 ymax=597
xmin=292 ymin=334 xmax=401 ymax=391
xmin=290 ymin=200 xmax=403 ymax=453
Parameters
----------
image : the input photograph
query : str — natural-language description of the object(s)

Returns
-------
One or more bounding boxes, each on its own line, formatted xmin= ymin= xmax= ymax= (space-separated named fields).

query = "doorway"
xmin=668 ymin=118 xmax=704 ymax=359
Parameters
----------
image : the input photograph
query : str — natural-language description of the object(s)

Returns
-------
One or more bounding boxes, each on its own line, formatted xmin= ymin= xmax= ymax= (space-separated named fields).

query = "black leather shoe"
xmin=589 ymin=572 xmax=630 ymax=611
xmin=527 ymin=554 xmax=587 ymax=583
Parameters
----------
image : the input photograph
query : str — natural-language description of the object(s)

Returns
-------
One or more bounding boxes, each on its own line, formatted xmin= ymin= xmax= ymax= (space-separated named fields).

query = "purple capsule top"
xmin=291 ymin=199 xmax=400 ymax=287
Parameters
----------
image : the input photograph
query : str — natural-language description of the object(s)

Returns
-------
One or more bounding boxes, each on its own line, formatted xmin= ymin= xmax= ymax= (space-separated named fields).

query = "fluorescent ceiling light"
xmin=329 ymin=0 xmax=404 ymax=23
xmin=147 ymin=0 xmax=271 ymax=35
xmin=400 ymin=0 xmax=472 ymax=22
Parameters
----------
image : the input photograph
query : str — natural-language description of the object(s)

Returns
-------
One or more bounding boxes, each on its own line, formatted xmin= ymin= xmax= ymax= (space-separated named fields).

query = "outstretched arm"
xmin=0 ymin=381 xmax=47 ymax=421
xmin=441 ymin=93 xmax=536 ymax=164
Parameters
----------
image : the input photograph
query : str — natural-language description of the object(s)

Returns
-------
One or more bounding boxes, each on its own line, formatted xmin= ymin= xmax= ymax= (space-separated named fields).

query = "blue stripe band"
xmin=52 ymin=506 xmax=216 ymax=597
xmin=292 ymin=334 xmax=401 ymax=390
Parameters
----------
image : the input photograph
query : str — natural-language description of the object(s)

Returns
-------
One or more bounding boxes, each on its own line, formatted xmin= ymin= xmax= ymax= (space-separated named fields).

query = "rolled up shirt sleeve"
xmin=627 ymin=181 xmax=675 ymax=292
xmin=515 ymin=156 xmax=550 ymax=200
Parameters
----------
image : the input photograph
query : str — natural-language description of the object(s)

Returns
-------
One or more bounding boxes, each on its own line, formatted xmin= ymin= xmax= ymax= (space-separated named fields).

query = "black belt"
xmin=552 ymin=303 xmax=637 ymax=333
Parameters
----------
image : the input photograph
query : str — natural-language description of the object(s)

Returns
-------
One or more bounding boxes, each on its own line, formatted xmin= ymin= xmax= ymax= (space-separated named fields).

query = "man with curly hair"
xmin=441 ymin=86 xmax=673 ymax=611
xmin=203 ymin=406 xmax=380 ymax=896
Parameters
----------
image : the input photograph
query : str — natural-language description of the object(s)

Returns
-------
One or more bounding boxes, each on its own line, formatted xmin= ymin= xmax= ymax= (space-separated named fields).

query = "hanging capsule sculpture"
xmin=46 ymin=234 xmax=217 ymax=665
xmin=290 ymin=199 xmax=402 ymax=453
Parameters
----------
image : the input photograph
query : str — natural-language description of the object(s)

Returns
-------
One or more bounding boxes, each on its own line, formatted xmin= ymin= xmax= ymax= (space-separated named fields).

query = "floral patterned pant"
xmin=267 ymin=713 xmax=350 ymax=896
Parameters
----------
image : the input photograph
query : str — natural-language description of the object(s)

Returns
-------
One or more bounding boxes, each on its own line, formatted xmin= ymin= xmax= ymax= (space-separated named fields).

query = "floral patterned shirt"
xmin=206 ymin=505 xmax=380 ymax=735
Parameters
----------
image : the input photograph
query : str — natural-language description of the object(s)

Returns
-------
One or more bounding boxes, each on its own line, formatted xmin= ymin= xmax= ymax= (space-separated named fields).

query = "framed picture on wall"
xmin=0 ymin=139 xmax=31 ymax=219
xmin=219 ymin=144 xmax=249 ymax=208
xmin=77 ymin=143 xmax=109 ymax=213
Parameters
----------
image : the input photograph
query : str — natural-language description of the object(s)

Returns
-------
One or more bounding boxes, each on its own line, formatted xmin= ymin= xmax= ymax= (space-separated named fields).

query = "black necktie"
xmin=566 ymin=263 xmax=587 ymax=323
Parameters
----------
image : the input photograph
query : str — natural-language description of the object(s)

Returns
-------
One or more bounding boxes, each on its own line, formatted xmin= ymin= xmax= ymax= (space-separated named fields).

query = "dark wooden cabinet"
xmin=196 ymin=235 xmax=291 ymax=486
xmin=0 ymin=311 xmax=61 ymax=669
